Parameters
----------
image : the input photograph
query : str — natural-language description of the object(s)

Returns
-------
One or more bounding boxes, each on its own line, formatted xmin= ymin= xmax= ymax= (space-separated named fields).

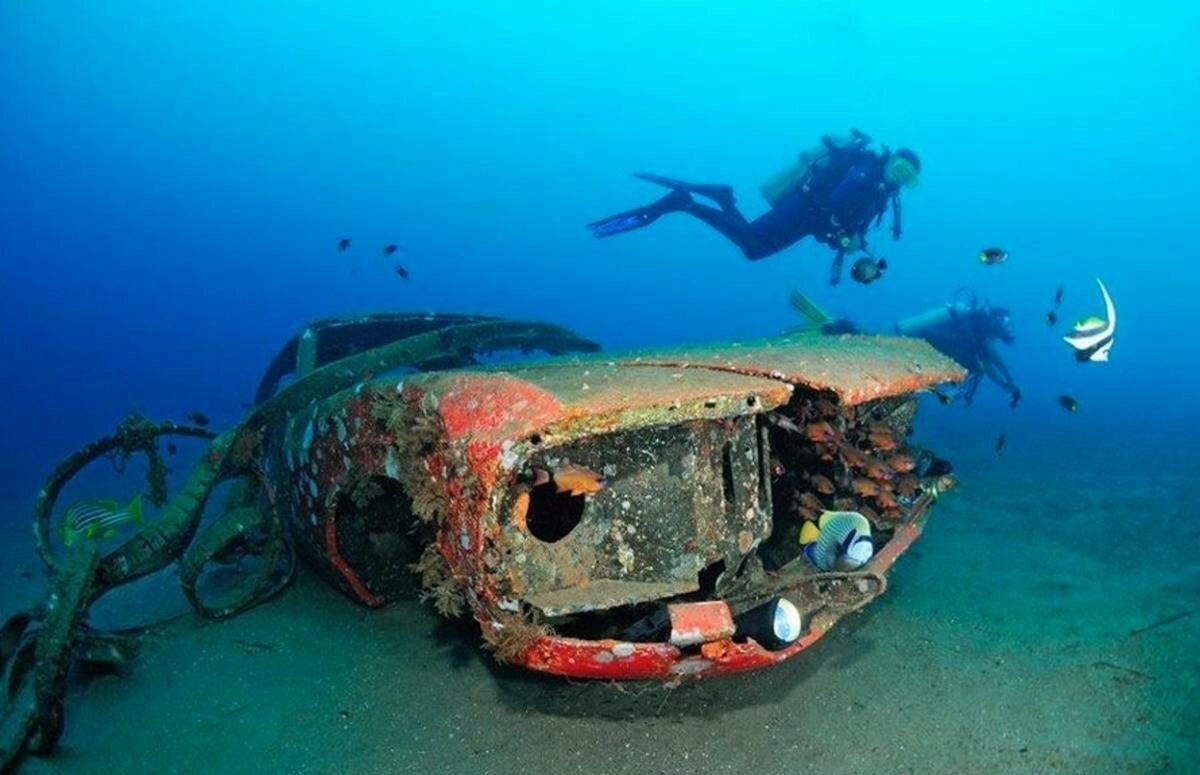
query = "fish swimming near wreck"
xmin=1063 ymin=278 xmax=1116 ymax=362
xmin=850 ymin=257 xmax=887 ymax=285
xmin=61 ymin=495 xmax=144 ymax=546
xmin=535 ymin=463 xmax=607 ymax=496
xmin=799 ymin=511 xmax=874 ymax=571
xmin=978 ymin=247 xmax=1008 ymax=265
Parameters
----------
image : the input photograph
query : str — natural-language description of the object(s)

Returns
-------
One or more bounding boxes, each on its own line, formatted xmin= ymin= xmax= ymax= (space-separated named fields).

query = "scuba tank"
xmin=759 ymin=149 xmax=819 ymax=207
xmin=759 ymin=130 xmax=867 ymax=207
xmin=896 ymin=290 xmax=978 ymax=339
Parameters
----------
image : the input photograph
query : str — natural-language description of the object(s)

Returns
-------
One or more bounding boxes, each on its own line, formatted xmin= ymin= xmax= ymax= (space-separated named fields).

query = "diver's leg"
xmin=587 ymin=189 xmax=693 ymax=238
xmin=676 ymin=200 xmax=780 ymax=259
xmin=634 ymin=173 xmax=737 ymax=212
xmin=703 ymin=190 xmax=815 ymax=260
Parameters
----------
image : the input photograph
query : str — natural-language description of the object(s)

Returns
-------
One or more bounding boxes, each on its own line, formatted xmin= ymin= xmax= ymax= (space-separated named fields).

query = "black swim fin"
xmin=634 ymin=173 xmax=736 ymax=210
xmin=587 ymin=189 xmax=691 ymax=239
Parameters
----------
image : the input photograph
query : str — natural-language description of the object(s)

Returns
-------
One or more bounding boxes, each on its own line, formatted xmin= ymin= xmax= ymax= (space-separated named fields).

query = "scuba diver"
xmin=788 ymin=289 xmax=1022 ymax=406
xmin=587 ymin=129 xmax=921 ymax=284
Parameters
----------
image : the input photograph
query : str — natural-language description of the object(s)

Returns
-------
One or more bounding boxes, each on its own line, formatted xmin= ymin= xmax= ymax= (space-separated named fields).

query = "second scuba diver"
xmin=789 ymin=289 xmax=1023 ymax=407
xmin=588 ymin=129 xmax=921 ymax=285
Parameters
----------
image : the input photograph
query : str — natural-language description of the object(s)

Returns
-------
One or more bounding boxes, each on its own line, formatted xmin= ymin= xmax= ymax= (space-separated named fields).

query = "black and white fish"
xmin=1063 ymin=279 xmax=1116 ymax=362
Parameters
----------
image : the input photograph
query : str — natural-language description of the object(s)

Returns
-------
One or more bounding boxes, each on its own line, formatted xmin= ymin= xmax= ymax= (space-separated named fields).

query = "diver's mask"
xmin=885 ymin=149 xmax=921 ymax=189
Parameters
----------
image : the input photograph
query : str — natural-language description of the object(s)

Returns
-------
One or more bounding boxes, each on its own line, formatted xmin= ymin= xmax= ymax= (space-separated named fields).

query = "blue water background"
xmin=2 ymin=1 xmax=1199 ymax=503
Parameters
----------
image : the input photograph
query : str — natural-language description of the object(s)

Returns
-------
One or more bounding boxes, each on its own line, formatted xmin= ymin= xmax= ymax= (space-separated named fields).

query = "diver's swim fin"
xmin=634 ymin=173 xmax=736 ymax=210
xmin=587 ymin=189 xmax=691 ymax=239
xmin=788 ymin=291 xmax=833 ymax=329
xmin=587 ymin=209 xmax=654 ymax=238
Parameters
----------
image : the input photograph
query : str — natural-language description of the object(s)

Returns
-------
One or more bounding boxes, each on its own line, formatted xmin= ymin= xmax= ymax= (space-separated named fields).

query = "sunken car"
xmin=3 ymin=312 xmax=964 ymax=768
xmin=265 ymin=314 xmax=965 ymax=679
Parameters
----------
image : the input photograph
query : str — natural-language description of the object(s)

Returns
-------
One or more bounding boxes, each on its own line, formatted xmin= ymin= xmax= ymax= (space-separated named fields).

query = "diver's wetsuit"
xmin=589 ymin=139 xmax=903 ymax=282
xmin=899 ymin=303 xmax=1021 ymax=405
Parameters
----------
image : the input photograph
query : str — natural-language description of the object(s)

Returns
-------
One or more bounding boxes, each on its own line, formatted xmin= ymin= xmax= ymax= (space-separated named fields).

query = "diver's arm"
xmin=956 ymin=372 xmax=982 ymax=405
xmin=980 ymin=342 xmax=1019 ymax=395
xmin=829 ymin=248 xmax=846 ymax=286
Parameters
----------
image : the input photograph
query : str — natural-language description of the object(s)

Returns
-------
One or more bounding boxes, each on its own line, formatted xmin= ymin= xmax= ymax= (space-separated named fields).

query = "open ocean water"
xmin=2 ymin=2 xmax=1197 ymax=773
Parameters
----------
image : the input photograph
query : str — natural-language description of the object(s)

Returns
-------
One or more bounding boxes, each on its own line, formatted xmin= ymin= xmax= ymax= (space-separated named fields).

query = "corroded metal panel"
xmin=496 ymin=416 xmax=772 ymax=616
xmin=611 ymin=333 xmax=966 ymax=405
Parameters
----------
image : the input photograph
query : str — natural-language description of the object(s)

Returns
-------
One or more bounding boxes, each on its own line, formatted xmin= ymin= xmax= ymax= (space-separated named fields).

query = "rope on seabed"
xmin=32 ymin=414 xmax=217 ymax=574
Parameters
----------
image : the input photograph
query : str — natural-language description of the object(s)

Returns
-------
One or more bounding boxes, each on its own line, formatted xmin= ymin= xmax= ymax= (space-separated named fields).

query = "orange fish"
xmin=806 ymin=421 xmax=838 ymax=444
xmin=833 ymin=497 xmax=857 ymax=511
xmin=864 ymin=458 xmax=896 ymax=482
xmin=798 ymin=492 xmax=824 ymax=512
xmin=858 ymin=504 xmax=881 ymax=524
xmin=868 ymin=428 xmax=898 ymax=452
xmin=896 ymin=475 xmax=920 ymax=498
xmin=553 ymin=464 xmax=606 ymax=496
xmin=876 ymin=490 xmax=898 ymax=509
xmin=810 ymin=474 xmax=836 ymax=495
xmin=839 ymin=444 xmax=867 ymax=469
xmin=888 ymin=453 xmax=916 ymax=473
xmin=814 ymin=398 xmax=839 ymax=417
xmin=851 ymin=478 xmax=880 ymax=497
xmin=512 ymin=490 xmax=530 ymax=531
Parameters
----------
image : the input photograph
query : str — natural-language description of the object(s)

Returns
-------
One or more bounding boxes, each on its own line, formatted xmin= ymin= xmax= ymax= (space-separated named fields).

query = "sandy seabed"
xmin=2 ymin=443 xmax=1196 ymax=775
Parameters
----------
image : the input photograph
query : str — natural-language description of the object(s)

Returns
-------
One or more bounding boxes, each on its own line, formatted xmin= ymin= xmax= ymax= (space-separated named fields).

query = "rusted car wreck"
xmin=275 ymin=316 xmax=964 ymax=679
xmin=2 ymin=312 xmax=963 ymax=766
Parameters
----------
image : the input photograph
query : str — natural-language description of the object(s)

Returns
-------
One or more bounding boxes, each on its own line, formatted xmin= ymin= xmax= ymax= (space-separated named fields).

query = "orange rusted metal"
xmin=668 ymin=601 xmax=736 ymax=647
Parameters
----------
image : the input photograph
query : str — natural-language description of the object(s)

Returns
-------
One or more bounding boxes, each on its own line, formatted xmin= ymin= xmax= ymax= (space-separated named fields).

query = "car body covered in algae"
xmin=265 ymin=315 xmax=966 ymax=680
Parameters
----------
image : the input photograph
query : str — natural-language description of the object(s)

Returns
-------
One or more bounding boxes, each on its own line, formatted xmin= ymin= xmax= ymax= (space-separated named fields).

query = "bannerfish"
xmin=62 ymin=495 xmax=144 ymax=546
xmin=1063 ymin=278 xmax=1116 ymax=362
xmin=978 ymin=247 xmax=1008 ymax=265
xmin=850 ymin=257 xmax=887 ymax=285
